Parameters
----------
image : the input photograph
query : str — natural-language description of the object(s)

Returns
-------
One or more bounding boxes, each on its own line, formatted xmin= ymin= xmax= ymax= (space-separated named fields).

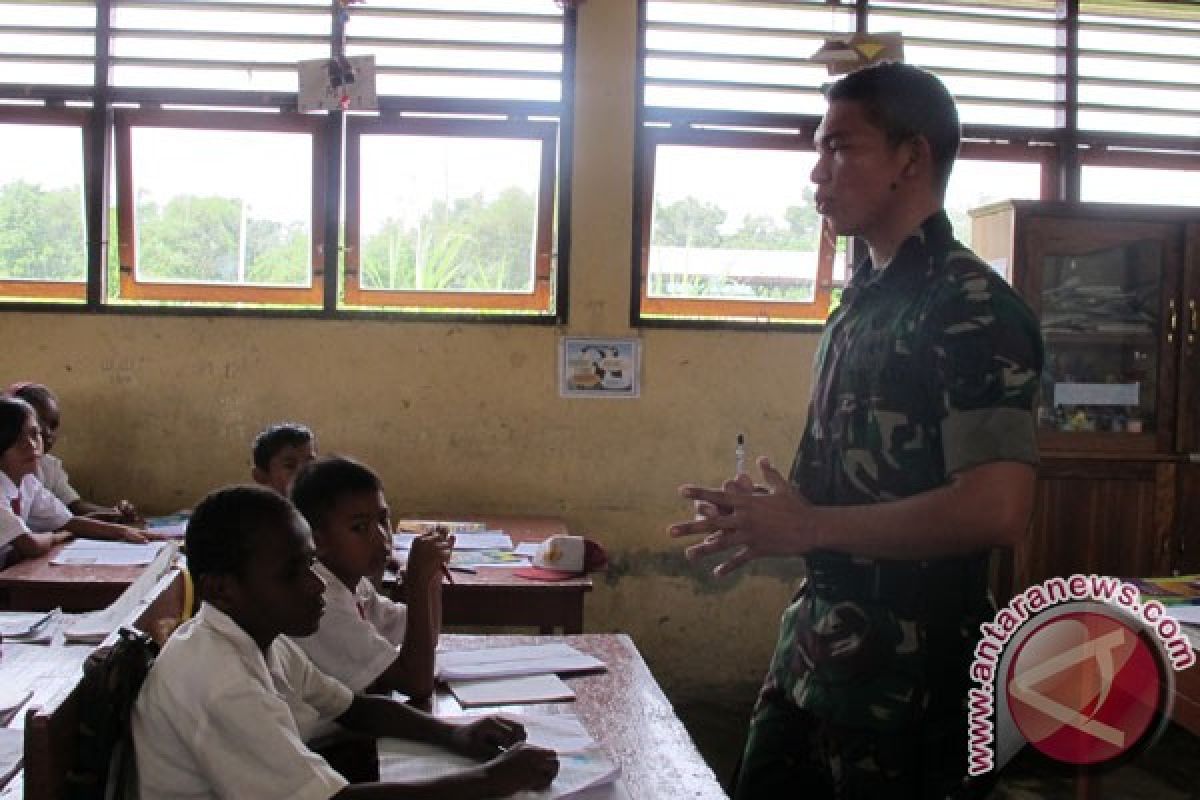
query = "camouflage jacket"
xmin=762 ymin=211 xmax=1043 ymax=731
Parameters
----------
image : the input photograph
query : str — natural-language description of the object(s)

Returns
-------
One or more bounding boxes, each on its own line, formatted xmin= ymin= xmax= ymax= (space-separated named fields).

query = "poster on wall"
xmin=559 ymin=338 xmax=640 ymax=398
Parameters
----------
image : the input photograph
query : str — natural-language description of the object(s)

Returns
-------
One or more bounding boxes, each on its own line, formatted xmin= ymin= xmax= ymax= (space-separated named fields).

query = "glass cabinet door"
xmin=1023 ymin=217 xmax=1182 ymax=452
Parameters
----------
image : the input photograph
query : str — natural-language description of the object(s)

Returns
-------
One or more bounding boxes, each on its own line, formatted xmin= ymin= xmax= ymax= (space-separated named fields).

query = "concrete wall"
xmin=0 ymin=0 xmax=818 ymax=697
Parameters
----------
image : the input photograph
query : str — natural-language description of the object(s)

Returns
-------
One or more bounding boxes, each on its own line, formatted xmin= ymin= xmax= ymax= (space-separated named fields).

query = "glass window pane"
xmin=358 ymin=135 xmax=543 ymax=293
xmin=1081 ymin=166 xmax=1200 ymax=207
xmin=648 ymin=145 xmax=832 ymax=303
xmin=1039 ymin=240 xmax=1161 ymax=436
xmin=0 ymin=123 xmax=86 ymax=283
xmin=947 ymin=159 xmax=1042 ymax=250
xmin=130 ymin=127 xmax=312 ymax=287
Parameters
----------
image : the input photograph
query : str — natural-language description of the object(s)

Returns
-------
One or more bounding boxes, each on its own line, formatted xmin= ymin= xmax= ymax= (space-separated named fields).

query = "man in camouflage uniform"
xmin=670 ymin=63 xmax=1043 ymax=799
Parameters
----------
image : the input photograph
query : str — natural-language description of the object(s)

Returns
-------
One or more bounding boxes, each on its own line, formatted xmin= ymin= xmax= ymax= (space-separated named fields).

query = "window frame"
xmin=112 ymin=108 xmax=328 ymax=306
xmin=343 ymin=114 xmax=558 ymax=313
xmin=636 ymin=124 xmax=837 ymax=324
xmin=0 ymin=0 xmax=575 ymax=322
xmin=632 ymin=0 xmax=1200 ymax=329
xmin=0 ymin=106 xmax=92 ymax=303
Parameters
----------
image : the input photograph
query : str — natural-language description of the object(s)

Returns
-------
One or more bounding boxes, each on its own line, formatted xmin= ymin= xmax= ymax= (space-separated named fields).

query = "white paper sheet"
xmin=437 ymin=644 xmax=605 ymax=681
xmin=449 ymin=674 xmax=576 ymax=707
xmin=50 ymin=540 xmax=167 ymax=566
xmin=451 ymin=531 xmax=515 ymax=551
xmin=378 ymin=713 xmax=618 ymax=799
xmin=1165 ymin=604 xmax=1200 ymax=627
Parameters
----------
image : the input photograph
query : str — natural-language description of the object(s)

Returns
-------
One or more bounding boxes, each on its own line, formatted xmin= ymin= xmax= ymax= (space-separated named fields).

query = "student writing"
xmin=5 ymin=382 xmax=140 ymax=522
xmin=0 ymin=397 xmax=151 ymax=568
xmin=291 ymin=456 xmax=448 ymax=701
xmin=132 ymin=485 xmax=558 ymax=799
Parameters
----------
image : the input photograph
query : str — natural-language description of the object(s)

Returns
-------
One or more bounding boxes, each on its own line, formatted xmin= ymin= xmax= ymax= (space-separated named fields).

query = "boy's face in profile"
xmin=254 ymin=440 xmax=317 ymax=496
xmin=225 ymin=509 xmax=328 ymax=645
xmin=315 ymin=488 xmax=393 ymax=589
xmin=28 ymin=395 xmax=60 ymax=452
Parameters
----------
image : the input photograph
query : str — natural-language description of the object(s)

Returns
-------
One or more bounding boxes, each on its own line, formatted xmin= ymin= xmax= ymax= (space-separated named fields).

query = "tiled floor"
xmin=671 ymin=683 xmax=1200 ymax=799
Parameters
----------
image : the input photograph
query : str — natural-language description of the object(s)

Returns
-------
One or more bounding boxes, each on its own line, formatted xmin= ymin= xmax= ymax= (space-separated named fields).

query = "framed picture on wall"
xmin=559 ymin=337 xmax=640 ymax=398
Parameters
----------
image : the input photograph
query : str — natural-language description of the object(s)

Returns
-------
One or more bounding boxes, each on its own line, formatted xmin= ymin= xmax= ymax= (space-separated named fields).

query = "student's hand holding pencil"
xmin=407 ymin=528 xmax=455 ymax=586
xmin=449 ymin=715 xmax=527 ymax=759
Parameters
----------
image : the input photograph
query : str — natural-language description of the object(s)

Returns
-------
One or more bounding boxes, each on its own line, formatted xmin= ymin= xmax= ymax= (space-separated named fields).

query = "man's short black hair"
xmin=825 ymin=62 xmax=961 ymax=192
xmin=251 ymin=422 xmax=315 ymax=470
xmin=290 ymin=456 xmax=383 ymax=532
xmin=186 ymin=485 xmax=296 ymax=580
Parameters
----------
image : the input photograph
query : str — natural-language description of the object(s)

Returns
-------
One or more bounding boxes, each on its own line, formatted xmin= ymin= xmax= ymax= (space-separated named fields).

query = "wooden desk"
xmin=0 ymin=543 xmax=143 ymax=612
xmin=394 ymin=516 xmax=593 ymax=634
xmin=19 ymin=568 xmax=189 ymax=800
xmin=433 ymin=633 xmax=727 ymax=799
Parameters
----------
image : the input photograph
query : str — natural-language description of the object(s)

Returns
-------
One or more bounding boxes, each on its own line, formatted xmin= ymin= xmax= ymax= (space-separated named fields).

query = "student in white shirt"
xmin=5 ymin=382 xmax=140 ymax=521
xmin=291 ymin=456 xmax=449 ymax=700
xmin=133 ymin=484 xmax=558 ymax=800
xmin=252 ymin=421 xmax=318 ymax=497
xmin=0 ymin=398 xmax=151 ymax=568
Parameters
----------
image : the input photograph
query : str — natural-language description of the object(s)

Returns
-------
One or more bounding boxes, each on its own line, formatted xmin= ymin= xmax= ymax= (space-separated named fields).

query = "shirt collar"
xmin=194 ymin=602 xmax=276 ymax=686
xmin=849 ymin=210 xmax=956 ymax=290
xmin=313 ymin=560 xmax=359 ymax=608
xmin=0 ymin=472 xmax=17 ymax=500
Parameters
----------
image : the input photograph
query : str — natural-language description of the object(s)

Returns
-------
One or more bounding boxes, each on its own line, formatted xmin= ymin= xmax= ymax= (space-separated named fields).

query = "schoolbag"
xmin=64 ymin=627 xmax=160 ymax=800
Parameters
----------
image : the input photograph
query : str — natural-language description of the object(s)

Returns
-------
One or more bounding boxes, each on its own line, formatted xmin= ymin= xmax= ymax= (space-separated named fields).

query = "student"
xmin=0 ymin=397 xmax=151 ymax=567
xmin=133 ymin=484 xmax=558 ymax=799
xmin=291 ymin=456 xmax=448 ymax=701
xmin=252 ymin=422 xmax=318 ymax=496
xmin=5 ymin=382 xmax=140 ymax=522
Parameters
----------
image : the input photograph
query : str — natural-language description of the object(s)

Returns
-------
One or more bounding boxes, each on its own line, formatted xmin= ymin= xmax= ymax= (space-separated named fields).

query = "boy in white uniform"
xmin=132 ymin=484 xmax=558 ymax=799
xmin=291 ymin=456 xmax=449 ymax=700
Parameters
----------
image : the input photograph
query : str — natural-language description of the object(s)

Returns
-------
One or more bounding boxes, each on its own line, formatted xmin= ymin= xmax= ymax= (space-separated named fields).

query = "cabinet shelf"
xmin=1043 ymin=331 xmax=1156 ymax=345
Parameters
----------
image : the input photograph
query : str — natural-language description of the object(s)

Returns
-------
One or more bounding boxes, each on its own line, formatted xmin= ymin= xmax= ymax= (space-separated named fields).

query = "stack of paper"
xmin=449 ymin=674 xmax=576 ymax=708
xmin=0 ymin=688 xmax=34 ymax=727
xmin=51 ymin=539 xmax=167 ymax=567
xmin=62 ymin=544 xmax=179 ymax=643
xmin=145 ymin=512 xmax=191 ymax=539
xmin=0 ymin=609 xmax=62 ymax=644
xmin=378 ymin=712 xmax=621 ymax=799
xmin=0 ymin=729 xmax=22 ymax=788
xmin=437 ymin=644 xmax=605 ymax=682
xmin=393 ymin=523 xmax=532 ymax=570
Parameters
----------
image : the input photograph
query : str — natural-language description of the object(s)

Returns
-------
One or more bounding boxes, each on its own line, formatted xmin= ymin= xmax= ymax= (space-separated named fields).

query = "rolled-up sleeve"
xmin=930 ymin=267 xmax=1044 ymax=475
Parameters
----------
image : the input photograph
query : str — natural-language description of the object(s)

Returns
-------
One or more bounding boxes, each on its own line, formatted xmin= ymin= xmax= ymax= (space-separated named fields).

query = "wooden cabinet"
xmin=972 ymin=201 xmax=1200 ymax=594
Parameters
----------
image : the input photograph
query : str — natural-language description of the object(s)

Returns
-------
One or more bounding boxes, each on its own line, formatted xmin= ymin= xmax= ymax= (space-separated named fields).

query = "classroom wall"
xmin=0 ymin=0 xmax=817 ymax=698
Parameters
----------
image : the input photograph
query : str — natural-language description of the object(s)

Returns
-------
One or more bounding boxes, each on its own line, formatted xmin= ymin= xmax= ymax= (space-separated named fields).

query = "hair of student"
xmin=4 ymin=382 xmax=55 ymax=411
xmin=251 ymin=422 xmax=315 ymax=470
xmin=0 ymin=397 xmax=36 ymax=456
xmin=186 ymin=485 xmax=296 ymax=580
xmin=824 ymin=62 xmax=961 ymax=192
xmin=290 ymin=455 xmax=383 ymax=532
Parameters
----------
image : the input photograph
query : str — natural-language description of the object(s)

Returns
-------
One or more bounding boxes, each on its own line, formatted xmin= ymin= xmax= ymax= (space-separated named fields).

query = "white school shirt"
xmin=291 ymin=561 xmax=408 ymax=692
xmin=132 ymin=602 xmax=353 ymax=800
xmin=0 ymin=471 xmax=73 ymax=548
xmin=38 ymin=453 xmax=81 ymax=506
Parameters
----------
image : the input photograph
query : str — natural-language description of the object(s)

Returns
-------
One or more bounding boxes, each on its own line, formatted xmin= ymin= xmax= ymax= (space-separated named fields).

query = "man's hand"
xmin=481 ymin=743 xmax=560 ymax=795
xmin=406 ymin=529 xmax=453 ymax=586
xmin=668 ymin=456 xmax=819 ymax=576
xmin=449 ymin=715 xmax=527 ymax=760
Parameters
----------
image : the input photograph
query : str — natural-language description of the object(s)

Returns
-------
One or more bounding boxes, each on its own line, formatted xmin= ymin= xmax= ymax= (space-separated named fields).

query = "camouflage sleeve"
xmin=927 ymin=260 xmax=1044 ymax=475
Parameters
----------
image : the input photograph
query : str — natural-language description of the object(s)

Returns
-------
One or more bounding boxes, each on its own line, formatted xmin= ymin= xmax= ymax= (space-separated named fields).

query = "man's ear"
xmin=902 ymin=135 xmax=932 ymax=179
xmin=251 ymin=466 xmax=269 ymax=486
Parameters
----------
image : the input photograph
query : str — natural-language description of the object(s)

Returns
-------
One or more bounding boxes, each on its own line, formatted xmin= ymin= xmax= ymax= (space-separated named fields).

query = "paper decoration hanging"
xmin=811 ymin=32 xmax=904 ymax=75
